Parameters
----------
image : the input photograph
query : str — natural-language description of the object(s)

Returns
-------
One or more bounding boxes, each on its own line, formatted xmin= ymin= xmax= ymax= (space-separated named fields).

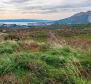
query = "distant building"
xmin=0 ymin=24 xmax=17 ymax=28
xmin=6 ymin=24 xmax=17 ymax=27
xmin=27 ymin=22 xmax=51 ymax=26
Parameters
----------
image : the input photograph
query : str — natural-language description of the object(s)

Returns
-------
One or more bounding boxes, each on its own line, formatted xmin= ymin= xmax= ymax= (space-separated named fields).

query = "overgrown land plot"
xmin=0 ymin=24 xmax=91 ymax=84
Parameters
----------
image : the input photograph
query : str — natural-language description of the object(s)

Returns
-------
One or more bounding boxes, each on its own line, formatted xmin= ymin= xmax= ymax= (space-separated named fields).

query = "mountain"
xmin=54 ymin=11 xmax=91 ymax=24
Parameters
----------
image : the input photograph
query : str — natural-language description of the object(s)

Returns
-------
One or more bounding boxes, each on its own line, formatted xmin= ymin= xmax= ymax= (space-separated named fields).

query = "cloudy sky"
xmin=0 ymin=0 xmax=91 ymax=20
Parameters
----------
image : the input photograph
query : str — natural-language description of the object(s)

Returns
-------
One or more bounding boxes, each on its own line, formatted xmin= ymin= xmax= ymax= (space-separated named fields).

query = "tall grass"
xmin=0 ymin=41 xmax=91 ymax=84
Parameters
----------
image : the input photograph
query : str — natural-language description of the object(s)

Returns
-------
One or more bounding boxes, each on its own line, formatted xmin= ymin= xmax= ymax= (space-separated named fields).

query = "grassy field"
xmin=0 ymin=24 xmax=91 ymax=84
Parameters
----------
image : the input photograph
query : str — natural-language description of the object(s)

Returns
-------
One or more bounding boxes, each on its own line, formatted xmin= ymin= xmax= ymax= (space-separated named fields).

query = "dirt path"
xmin=48 ymin=30 xmax=66 ymax=48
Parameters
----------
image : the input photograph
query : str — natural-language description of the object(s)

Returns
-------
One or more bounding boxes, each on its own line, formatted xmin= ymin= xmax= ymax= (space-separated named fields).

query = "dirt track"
xmin=48 ymin=31 xmax=66 ymax=48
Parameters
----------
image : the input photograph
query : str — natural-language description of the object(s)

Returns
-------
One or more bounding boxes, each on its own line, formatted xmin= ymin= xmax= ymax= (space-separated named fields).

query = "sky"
xmin=0 ymin=0 xmax=91 ymax=20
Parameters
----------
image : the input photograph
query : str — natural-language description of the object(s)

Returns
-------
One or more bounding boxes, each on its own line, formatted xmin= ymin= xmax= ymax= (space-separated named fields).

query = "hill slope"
xmin=55 ymin=11 xmax=91 ymax=24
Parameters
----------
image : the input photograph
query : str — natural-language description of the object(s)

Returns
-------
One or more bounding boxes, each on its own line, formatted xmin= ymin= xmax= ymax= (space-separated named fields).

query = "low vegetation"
xmin=0 ymin=24 xmax=91 ymax=84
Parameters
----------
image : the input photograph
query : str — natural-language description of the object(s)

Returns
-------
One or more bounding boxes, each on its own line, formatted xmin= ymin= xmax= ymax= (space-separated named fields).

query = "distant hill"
xmin=54 ymin=11 xmax=91 ymax=24
xmin=0 ymin=19 xmax=54 ymax=26
xmin=0 ymin=19 xmax=52 ymax=23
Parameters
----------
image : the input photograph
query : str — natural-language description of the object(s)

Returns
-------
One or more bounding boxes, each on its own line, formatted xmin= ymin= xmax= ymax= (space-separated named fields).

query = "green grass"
xmin=0 ymin=41 xmax=19 ymax=54
xmin=62 ymin=34 xmax=91 ymax=41
xmin=76 ymin=34 xmax=91 ymax=41
xmin=0 ymin=41 xmax=91 ymax=84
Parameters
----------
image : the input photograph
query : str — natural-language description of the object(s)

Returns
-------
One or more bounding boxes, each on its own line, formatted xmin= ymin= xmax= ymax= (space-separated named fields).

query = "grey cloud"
xmin=19 ymin=0 xmax=91 ymax=14
xmin=1 ymin=0 xmax=91 ymax=14
xmin=4 ymin=0 xmax=30 ymax=4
